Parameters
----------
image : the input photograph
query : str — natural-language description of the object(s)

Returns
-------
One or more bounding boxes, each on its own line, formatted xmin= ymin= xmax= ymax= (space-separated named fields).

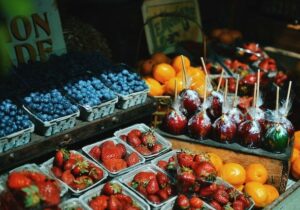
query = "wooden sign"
xmin=142 ymin=0 xmax=202 ymax=54
xmin=4 ymin=0 xmax=66 ymax=65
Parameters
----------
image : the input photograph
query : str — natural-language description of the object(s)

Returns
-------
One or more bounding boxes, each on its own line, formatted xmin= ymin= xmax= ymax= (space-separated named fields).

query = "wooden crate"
xmin=168 ymin=137 xmax=290 ymax=194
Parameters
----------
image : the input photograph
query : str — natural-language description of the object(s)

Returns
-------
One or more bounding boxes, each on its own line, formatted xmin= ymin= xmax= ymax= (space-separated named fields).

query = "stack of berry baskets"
xmin=79 ymin=180 xmax=150 ymax=210
xmin=82 ymin=137 xmax=146 ymax=177
xmin=59 ymin=198 xmax=87 ymax=210
xmin=98 ymin=65 xmax=149 ymax=109
xmin=114 ymin=123 xmax=172 ymax=160
xmin=151 ymin=150 xmax=178 ymax=178
xmin=62 ymin=77 xmax=118 ymax=122
xmin=41 ymin=150 xmax=108 ymax=195
xmin=160 ymin=195 xmax=215 ymax=210
xmin=118 ymin=164 xmax=177 ymax=209
xmin=22 ymin=89 xmax=80 ymax=136
xmin=0 ymin=99 xmax=34 ymax=153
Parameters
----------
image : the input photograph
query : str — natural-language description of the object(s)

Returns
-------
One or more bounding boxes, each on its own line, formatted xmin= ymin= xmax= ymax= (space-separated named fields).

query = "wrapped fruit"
xmin=207 ymin=91 xmax=224 ymax=120
xmin=263 ymin=123 xmax=289 ymax=153
xmin=228 ymin=98 xmax=244 ymax=125
xmin=277 ymin=94 xmax=294 ymax=138
xmin=180 ymin=89 xmax=201 ymax=117
xmin=238 ymin=120 xmax=262 ymax=148
xmin=213 ymin=114 xmax=237 ymax=144
xmin=188 ymin=110 xmax=212 ymax=140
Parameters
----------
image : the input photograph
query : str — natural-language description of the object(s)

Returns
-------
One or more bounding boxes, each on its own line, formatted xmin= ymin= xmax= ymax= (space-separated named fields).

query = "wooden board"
xmin=168 ymin=137 xmax=290 ymax=194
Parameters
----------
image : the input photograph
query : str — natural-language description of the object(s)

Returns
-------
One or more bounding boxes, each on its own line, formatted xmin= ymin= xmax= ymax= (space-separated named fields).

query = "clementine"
xmin=153 ymin=63 xmax=176 ymax=84
xmin=234 ymin=184 xmax=244 ymax=192
xmin=191 ymin=80 xmax=208 ymax=98
xmin=207 ymin=153 xmax=223 ymax=173
xmin=144 ymin=77 xmax=164 ymax=96
xmin=244 ymin=182 xmax=268 ymax=207
xmin=264 ymin=184 xmax=279 ymax=205
xmin=294 ymin=131 xmax=300 ymax=150
xmin=291 ymin=157 xmax=300 ymax=180
xmin=164 ymin=77 xmax=184 ymax=96
xmin=291 ymin=148 xmax=300 ymax=163
xmin=245 ymin=163 xmax=268 ymax=184
xmin=172 ymin=55 xmax=191 ymax=73
xmin=151 ymin=52 xmax=171 ymax=64
xmin=219 ymin=163 xmax=246 ymax=186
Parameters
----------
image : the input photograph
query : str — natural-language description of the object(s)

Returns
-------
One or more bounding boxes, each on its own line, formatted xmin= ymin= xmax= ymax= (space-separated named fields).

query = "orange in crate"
xmin=172 ymin=55 xmax=191 ymax=73
xmin=153 ymin=63 xmax=176 ymax=84
xmin=219 ymin=162 xmax=246 ymax=186
xmin=164 ymin=77 xmax=184 ymax=96
xmin=144 ymin=77 xmax=164 ymax=96
xmin=245 ymin=163 xmax=268 ymax=184
xmin=244 ymin=182 xmax=268 ymax=207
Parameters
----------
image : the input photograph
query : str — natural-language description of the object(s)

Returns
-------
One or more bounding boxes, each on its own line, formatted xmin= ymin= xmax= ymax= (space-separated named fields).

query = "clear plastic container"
xmin=59 ymin=198 xmax=87 ymax=210
xmin=160 ymin=197 xmax=215 ymax=210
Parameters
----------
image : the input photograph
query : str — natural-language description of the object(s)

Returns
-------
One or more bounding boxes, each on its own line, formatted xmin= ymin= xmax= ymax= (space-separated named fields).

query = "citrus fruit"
xmin=153 ymin=63 xmax=176 ymax=84
xmin=151 ymin=52 xmax=171 ymax=64
xmin=264 ymin=184 xmax=279 ymax=205
xmin=294 ymin=131 xmax=300 ymax=150
xmin=141 ymin=59 xmax=155 ymax=75
xmin=219 ymin=163 xmax=246 ymax=186
xmin=164 ymin=77 xmax=184 ymax=96
xmin=144 ymin=77 xmax=164 ymax=96
xmin=191 ymin=80 xmax=208 ymax=98
xmin=234 ymin=184 xmax=244 ymax=192
xmin=245 ymin=163 xmax=268 ymax=184
xmin=291 ymin=157 xmax=300 ymax=180
xmin=207 ymin=153 xmax=223 ymax=173
xmin=172 ymin=55 xmax=191 ymax=73
xmin=188 ymin=67 xmax=206 ymax=83
xmin=291 ymin=148 xmax=300 ymax=163
xmin=244 ymin=182 xmax=268 ymax=207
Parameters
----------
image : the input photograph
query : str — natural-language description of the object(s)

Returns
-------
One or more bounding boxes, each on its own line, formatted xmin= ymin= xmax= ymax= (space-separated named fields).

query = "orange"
xmin=291 ymin=148 xmax=300 ymax=163
xmin=264 ymin=184 xmax=279 ymax=205
xmin=244 ymin=182 xmax=268 ymax=207
xmin=291 ymin=157 xmax=300 ymax=180
xmin=294 ymin=131 xmax=300 ymax=150
xmin=144 ymin=77 xmax=164 ymax=96
xmin=191 ymin=80 xmax=208 ymax=98
xmin=245 ymin=163 xmax=268 ymax=184
xmin=172 ymin=55 xmax=191 ymax=73
xmin=151 ymin=52 xmax=171 ymax=64
xmin=153 ymin=63 xmax=176 ymax=84
xmin=234 ymin=184 xmax=244 ymax=192
xmin=219 ymin=163 xmax=246 ymax=186
xmin=140 ymin=59 xmax=155 ymax=75
xmin=188 ymin=67 xmax=206 ymax=83
xmin=207 ymin=153 xmax=223 ymax=173
xmin=164 ymin=77 xmax=184 ymax=96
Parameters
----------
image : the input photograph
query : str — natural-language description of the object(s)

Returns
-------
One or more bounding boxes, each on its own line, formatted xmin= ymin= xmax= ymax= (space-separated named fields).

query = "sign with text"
xmin=142 ymin=0 xmax=202 ymax=54
xmin=4 ymin=0 xmax=66 ymax=65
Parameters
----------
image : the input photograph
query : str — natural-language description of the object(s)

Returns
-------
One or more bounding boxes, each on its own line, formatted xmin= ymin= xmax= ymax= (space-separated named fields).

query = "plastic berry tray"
xmin=23 ymin=105 xmax=80 ymax=137
xmin=160 ymin=196 xmax=215 ymax=210
xmin=41 ymin=150 xmax=108 ymax=195
xmin=0 ymin=123 xmax=34 ymax=154
xmin=9 ymin=163 xmax=68 ymax=197
xmin=114 ymin=123 xmax=172 ymax=160
xmin=150 ymin=150 xmax=178 ymax=177
xmin=82 ymin=137 xmax=145 ymax=177
xmin=59 ymin=198 xmax=87 ymax=210
xmin=79 ymin=180 xmax=150 ymax=210
xmin=116 ymin=88 xmax=149 ymax=109
xmin=117 ymin=164 xmax=177 ymax=209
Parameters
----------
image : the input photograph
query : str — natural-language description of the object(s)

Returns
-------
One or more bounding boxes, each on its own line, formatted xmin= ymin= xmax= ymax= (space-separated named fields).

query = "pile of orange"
xmin=206 ymin=152 xmax=279 ymax=208
xmin=291 ymin=131 xmax=300 ymax=180
xmin=139 ymin=53 xmax=206 ymax=97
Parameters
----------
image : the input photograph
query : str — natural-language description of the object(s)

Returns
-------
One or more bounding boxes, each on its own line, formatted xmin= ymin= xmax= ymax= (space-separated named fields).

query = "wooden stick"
xmin=181 ymin=55 xmax=187 ymax=89
xmin=200 ymin=57 xmax=208 ymax=75
xmin=217 ymin=69 xmax=224 ymax=92
xmin=224 ymin=79 xmax=228 ymax=107
xmin=256 ymin=70 xmax=260 ymax=108
xmin=276 ymin=85 xmax=280 ymax=114
xmin=204 ymin=75 xmax=207 ymax=103
xmin=253 ymin=83 xmax=257 ymax=107
xmin=285 ymin=81 xmax=292 ymax=111
xmin=233 ymin=75 xmax=240 ymax=107
xmin=174 ymin=79 xmax=178 ymax=101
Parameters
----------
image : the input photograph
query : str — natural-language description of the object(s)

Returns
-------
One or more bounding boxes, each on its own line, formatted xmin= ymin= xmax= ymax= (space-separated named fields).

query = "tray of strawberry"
xmin=41 ymin=149 xmax=108 ymax=194
xmin=118 ymin=164 xmax=177 ymax=209
xmin=151 ymin=150 xmax=178 ymax=177
xmin=114 ymin=123 xmax=172 ymax=159
xmin=59 ymin=198 xmax=87 ymax=210
xmin=82 ymin=137 xmax=145 ymax=177
xmin=6 ymin=163 xmax=67 ymax=209
xmin=79 ymin=180 xmax=150 ymax=210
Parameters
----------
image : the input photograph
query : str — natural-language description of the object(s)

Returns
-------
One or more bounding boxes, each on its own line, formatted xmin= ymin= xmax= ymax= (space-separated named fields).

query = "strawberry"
xmin=125 ymin=206 xmax=140 ymax=210
xmin=189 ymin=197 xmax=203 ymax=208
xmin=116 ymin=143 xmax=126 ymax=158
xmin=233 ymin=200 xmax=245 ymax=210
xmin=71 ymin=176 xmax=93 ymax=190
xmin=141 ymin=130 xmax=157 ymax=148
xmin=177 ymin=152 xmax=193 ymax=168
xmin=119 ymin=135 xmax=128 ymax=142
xmin=156 ymin=172 xmax=169 ymax=188
xmin=165 ymin=185 xmax=174 ymax=196
xmin=103 ymin=159 xmax=127 ymax=172
xmin=194 ymin=153 xmax=209 ymax=163
xmin=209 ymin=200 xmax=222 ymax=210
xmin=146 ymin=179 xmax=159 ymax=195
xmin=51 ymin=166 xmax=62 ymax=178
xmin=108 ymin=195 xmax=122 ymax=210
xmin=114 ymin=194 xmax=133 ymax=205
xmin=133 ymin=172 xmax=156 ymax=184
xmin=129 ymin=129 xmax=142 ymax=138
xmin=178 ymin=171 xmax=195 ymax=187
xmin=237 ymin=194 xmax=251 ymax=208
xmin=89 ymin=195 xmax=109 ymax=210
xmin=136 ymin=184 xmax=147 ymax=196
xmin=101 ymin=141 xmax=115 ymax=150
xmin=54 ymin=149 xmax=69 ymax=167
xmin=69 ymin=152 xmax=84 ymax=161
xmin=72 ymin=160 xmax=89 ymax=177
xmin=102 ymin=182 xmax=122 ymax=195
xmin=63 ymin=159 xmax=76 ymax=171
xmin=25 ymin=171 xmax=46 ymax=183
xmin=61 ymin=170 xmax=75 ymax=185
xmin=151 ymin=144 xmax=162 ymax=153
xmin=36 ymin=180 xmax=60 ymax=206
xmin=198 ymin=183 xmax=217 ymax=197
xmin=157 ymin=188 xmax=169 ymax=201
xmin=193 ymin=161 xmax=216 ymax=181
xmin=177 ymin=194 xmax=190 ymax=209
xmin=101 ymin=146 xmax=122 ymax=161
xmin=89 ymin=167 xmax=104 ymax=181
xmin=157 ymin=160 xmax=168 ymax=170
xmin=147 ymin=195 xmax=161 ymax=204
xmin=213 ymin=188 xmax=229 ymax=205
xmin=126 ymin=152 xmax=140 ymax=166
xmin=7 ymin=172 xmax=32 ymax=190
xmin=127 ymin=133 xmax=142 ymax=147
xmin=135 ymin=145 xmax=152 ymax=156
xmin=89 ymin=146 xmax=101 ymax=160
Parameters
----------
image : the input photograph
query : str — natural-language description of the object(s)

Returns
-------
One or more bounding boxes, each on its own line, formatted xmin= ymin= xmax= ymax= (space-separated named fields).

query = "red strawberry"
xmin=63 ymin=159 xmax=76 ymax=171
xmin=126 ymin=152 xmax=140 ymax=167
xmin=146 ymin=179 xmax=159 ymax=195
xmin=177 ymin=194 xmax=190 ymax=209
xmin=178 ymin=171 xmax=195 ymax=187
xmin=129 ymin=129 xmax=142 ymax=138
xmin=54 ymin=149 xmax=69 ymax=167
xmin=101 ymin=146 xmax=122 ymax=161
xmin=36 ymin=180 xmax=60 ymax=206
xmin=89 ymin=195 xmax=109 ymax=210
xmin=103 ymin=159 xmax=127 ymax=172
xmin=69 ymin=152 xmax=84 ymax=161
xmin=141 ymin=130 xmax=157 ymax=148
xmin=108 ymin=195 xmax=122 ymax=210
xmin=102 ymin=182 xmax=122 ymax=195
xmin=151 ymin=144 xmax=162 ymax=153
xmin=7 ymin=172 xmax=32 ymax=190
xmin=114 ymin=194 xmax=133 ymax=205
xmin=133 ymin=171 xmax=156 ymax=184
xmin=101 ymin=141 xmax=115 ymax=150
xmin=194 ymin=153 xmax=209 ymax=163
xmin=116 ymin=143 xmax=126 ymax=158
xmin=198 ymin=183 xmax=217 ymax=197
xmin=177 ymin=152 xmax=193 ymax=168
xmin=72 ymin=160 xmax=89 ymax=177
xmin=51 ymin=166 xmax=62 ymax=178
xmin=137 ymin=184 xmax=147 ymax=196
xmin=147 ymin=195 xmax=161 ymax=204
xmin=89 ymin=146 xmax=101 ymax=160
xmin=157 ymin=160 xmax=168 ymax=170
xmin=127 ymin=133 xmax=141 ymax=147
xmin=233 ymin=200 xmax=245 ymax=210
xmin=72 ymin=176 xmax=93 ymax=190
xmin=156 ymin=172 xmax=169 ymax=188
xmin=237 ymin=194 xmax=251 ymax=208
xmin=25 ymin=171 xmax=46 ymax=183
xmin=135 ymin=145 xmax=152 ymax=156
xmin=165 ymin=185 xmax=174 ymax=196
xmin=125 ymin=206 xmax=140 ymax=210
xmin=213 ymin=188 xmax=229 ymax=205
xmin=157 ymin=188 xmax=169 ymax=201
xmin=194 ymin=161 xmax=216 ymax=181
xmin=189 ymin=197 xmax=203 ymax=208
xmin=209 ymin=200 xmax=223 ymax=210
xmin=89 ymin=167 xmax=104 ymax=181
xmin=61 ymin=170 xmax=75 ymax=185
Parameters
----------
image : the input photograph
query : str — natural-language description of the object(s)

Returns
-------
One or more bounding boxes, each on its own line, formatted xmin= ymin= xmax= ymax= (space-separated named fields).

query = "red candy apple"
xmin=213 ymin=114 xmax=237 ymax=143
xmin=188 ymin=111 xmax=212 ymax=139
xmin=180 ymin=89 xmax=201 ymax=116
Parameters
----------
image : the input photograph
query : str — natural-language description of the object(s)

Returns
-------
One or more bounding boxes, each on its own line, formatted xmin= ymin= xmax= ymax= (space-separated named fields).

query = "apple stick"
xmin=200 ymin=57 xmax=213 ymax=91
xmin=217 ymin=69 xmax=224 ymax=92
xmin=285 ymin=81 xmax=292 ymax=111
xmin=276 ymin=85 xmax=280 ymax=116
xmin=253 ymin=83 xmax=257 ymax=107
xmin=174 ymin=79 xmax=178 ymax=101
xmin=204 ymin=75 xmax=207 ymax=104
xmin=256 ymin=70 xmax=260 ymax=109
xmin=181 ymin=55 xmax=188 ymax=89
xmin=224 ymin=79 xmax=228 ymax=108
xmin=233 ymin=75 xmax=240 ymax=107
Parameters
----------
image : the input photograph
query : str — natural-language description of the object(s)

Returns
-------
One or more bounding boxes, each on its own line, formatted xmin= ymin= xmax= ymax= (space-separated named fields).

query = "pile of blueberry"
xmin=64 ymin=77 xmax=116 ymax=107
xmin=0 ymin=100 xmax=32 ymax=138
xmin=23 ymin=89 xmax=78 ymax=122
xmin=99 ymin=69 xmax=148 ymax=95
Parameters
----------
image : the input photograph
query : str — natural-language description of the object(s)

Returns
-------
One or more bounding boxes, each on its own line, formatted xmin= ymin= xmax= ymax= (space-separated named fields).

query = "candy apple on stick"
xmin=228 ymin=75 xmax=244 ymax=126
